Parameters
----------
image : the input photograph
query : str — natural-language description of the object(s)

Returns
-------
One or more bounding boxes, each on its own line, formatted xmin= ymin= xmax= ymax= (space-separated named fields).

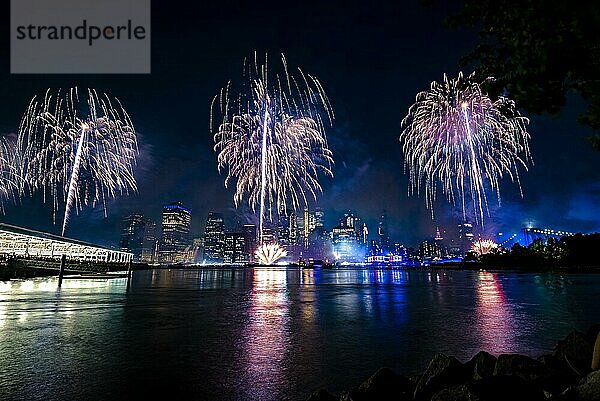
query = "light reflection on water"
xmin=475 ymin=271 xmax=517 ymax=352
xmin=1 ymin=268 xmax=599 ymax=401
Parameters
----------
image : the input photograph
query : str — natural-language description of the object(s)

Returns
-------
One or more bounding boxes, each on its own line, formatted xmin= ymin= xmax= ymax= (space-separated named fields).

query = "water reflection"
xmin=1 ymin=268 xmax=599 ymax=401
xmin=475 ymin=271 xmax=517 ymax=353
xmin=240 ymin=268 xmax=290 ymax=400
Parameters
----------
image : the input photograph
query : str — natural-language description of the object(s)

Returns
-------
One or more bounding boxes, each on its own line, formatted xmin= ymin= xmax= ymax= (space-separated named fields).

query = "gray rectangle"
xmin=11 ymin=0 xmax=151 ymax=74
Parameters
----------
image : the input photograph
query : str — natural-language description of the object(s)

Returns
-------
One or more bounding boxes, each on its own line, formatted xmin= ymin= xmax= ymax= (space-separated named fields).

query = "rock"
xmin=494 ymin=354 xmax=546 ymax=381
xmin=471 ymin=375 xmax=547 ymax=401
xmin=586 ymin=324 xmax=600 ymax=345
xmin=306 ymin=389 xmax=338 ymax=401
xmin=432 ymin=384 xmax=481 ymax=401
xmin=414 ymin=354 xmax=468 ymax=400
xmin=538 ymin=354 xmax=580 ymax=393
xmin=591 ymin=328 xmax=600 ymax=370
xmin=554 ymin=331 xmax=593 ymax=375
xmin=573 ymin=370 xmax=600 ymax=401
xmin=340 ymin=367 xmax=413 ymax=401
xmin=466 ymin=351 xmax=497 ymax=380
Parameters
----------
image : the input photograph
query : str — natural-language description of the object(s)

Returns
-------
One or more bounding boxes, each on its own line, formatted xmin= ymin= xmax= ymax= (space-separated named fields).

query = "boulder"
xmin=494 ymin=354 xmax=546 ymax=382
xmin=432 ymin=384 xmax=481 ymax=401
xmin=554 ymin=331 xmax=593 ymax=375
xmin=573 ymin=370 xmax=600 ymax=401
xmin=538 ymin=354 xmax=580 ymax=392
xmin=414 ymin=354 xmax=469 ymax=400
xmin=586 ymin=324 xmax=600 ymax=345
xmin=466 ymin=351 xmax=497 ymax=380
xmin=470 ymin=375 xmax=546 ymax=401
xmin=306 ymin=389 xmax=338 ymax=401
xmin=340 ymin=367 xmax=413 ymax=401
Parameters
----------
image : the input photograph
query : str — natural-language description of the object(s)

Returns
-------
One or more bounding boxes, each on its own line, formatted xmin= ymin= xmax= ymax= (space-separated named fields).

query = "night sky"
xmin=0 ymin=1 xmax=599 ymax=248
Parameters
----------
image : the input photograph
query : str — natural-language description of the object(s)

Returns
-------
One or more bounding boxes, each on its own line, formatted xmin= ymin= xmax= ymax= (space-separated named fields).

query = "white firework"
xmin=18 ymin=88 xmax=138 ymax=235
xmin=400 ymin=72 xmax=532 ymax=225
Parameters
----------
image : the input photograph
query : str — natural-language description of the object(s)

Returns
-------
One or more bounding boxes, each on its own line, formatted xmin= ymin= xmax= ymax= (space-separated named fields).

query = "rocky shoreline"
xmin=307 ymin=325 xmax=600 ymax=401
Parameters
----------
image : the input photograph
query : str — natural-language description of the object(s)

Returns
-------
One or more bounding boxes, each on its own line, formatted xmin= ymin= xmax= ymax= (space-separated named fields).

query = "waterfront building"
xmin=242 ymin=224 xmax=257 ymax=262
xmin=120 ymin=213 xmax=158 ymax=263
xmin=141 ymin=219 xmax=158 ymax=263
xmin=202 ymin=212 xmax=225 ymax=264
xmin=224 ymin=232 xmax=247 ymax=264
xmin=159 ymin=202 xmax=192 ymax=264
xmin=119 ymin=213 xmax=145 ymax=262
xmin=0 ymin=223 xmax=132 ymax=263
xmin=332 ymin=224 xmax=364 ymax=263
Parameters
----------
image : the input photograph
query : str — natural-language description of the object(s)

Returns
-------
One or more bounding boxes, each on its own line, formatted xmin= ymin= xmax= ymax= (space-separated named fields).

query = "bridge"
xmin=0 ymin=223 xmax=132 ymax=264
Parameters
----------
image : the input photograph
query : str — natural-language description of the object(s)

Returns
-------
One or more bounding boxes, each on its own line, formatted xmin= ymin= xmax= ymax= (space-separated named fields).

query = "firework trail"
xmin=18 ymin=88 xmax=138 ymax=235
xmin=400 ymin=72 xmax=532 ymax=225
xmin=0 ymin=136 xmax=21 ymax=212
xmin=212 ymin=53 xmax=334 ymax=250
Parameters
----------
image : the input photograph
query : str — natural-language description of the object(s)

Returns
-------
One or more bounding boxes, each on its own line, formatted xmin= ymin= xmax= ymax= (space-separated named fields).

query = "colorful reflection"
xmin=475 ymin=271 xmax=518 ymax=353
xmin=240 ymin=268 xmax=290 ymax=400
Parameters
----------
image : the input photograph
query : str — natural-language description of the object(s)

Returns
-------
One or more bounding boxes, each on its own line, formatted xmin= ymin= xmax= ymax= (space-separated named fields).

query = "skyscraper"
xmin=458 ymin=222 xmax=474 ymax=253
xmin=378 ymin=212 xmax=391 ymax=253
xmin=119 ymin=213 xmax=145 ymax=262
xmin=159 ymin=202 xmax=192 ymax=264
xmin=224 ymin=232 xmax=247 ymax=264
xmin=203 ymin=212 xmax=225 ymax=264
xmin=140 ymin=219 xmax=158 ymax=263
xmin=242 ymin=224 xmax=257 ymax=262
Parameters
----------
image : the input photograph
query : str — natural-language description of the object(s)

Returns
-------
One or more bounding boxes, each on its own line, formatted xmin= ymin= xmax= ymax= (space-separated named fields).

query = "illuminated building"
xmin=203 ymin=212 xmax=225 ymax=264
xmin=242 ymin=224 xmax=257 ymax=262
xmin=419 ymin=239 xmax=443 ymax=261
xmin=224 ymin=232 xmax=247 ymax=264
xmin=140 ymin=219 xmax=158 ymax=263
xmin=159 ymin=202 xmax=192 ymax=264
xmin=314 ymin=208 xmax=324 ymax=228
xmin=119 ymin=213 xmax=145 ymax=262
xmin=277 ymin=214 xmax=291 ymax=247
xmin=378 ymin=212 xmax=391 ymax=253
xmin=0 ymin=223 xmax=132 ymax=263
xmin=458 ymin=222 xmax=474 ymax=252
xmin=332 ymin=226 xmax=357 ymax=261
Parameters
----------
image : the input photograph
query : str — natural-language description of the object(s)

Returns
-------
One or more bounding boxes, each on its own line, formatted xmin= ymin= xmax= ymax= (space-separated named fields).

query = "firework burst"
xmin=18 ymin=88 xmax=138 ymax=235
xmin=212 ymin=53 xmax=334 ymax=249
xmin=255 ymin=243 xmax=288 ymax=265
xmin=472 ymin=239 xmax=499 ymax=256
xmin=400 ymin=72 xmax=531 ymax=225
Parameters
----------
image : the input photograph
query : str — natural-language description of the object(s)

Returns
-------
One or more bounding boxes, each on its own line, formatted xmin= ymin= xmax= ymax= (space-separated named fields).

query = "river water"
xmin=1 ymin=268 xmax=599 ymax=400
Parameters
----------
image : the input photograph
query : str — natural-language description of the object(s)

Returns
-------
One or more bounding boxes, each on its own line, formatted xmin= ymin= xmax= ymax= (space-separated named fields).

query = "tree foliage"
xmin=447 ymin=1 xmax=600 ymax=145
xmin=478 ymin=233 xmax=600 ymax=269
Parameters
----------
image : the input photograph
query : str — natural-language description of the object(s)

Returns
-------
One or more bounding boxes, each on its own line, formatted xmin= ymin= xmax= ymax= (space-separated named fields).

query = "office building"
xmin=159 ymin=202 xmax=192 ymax=264
xmin=203 ymin=212 xmax=225 ymax=263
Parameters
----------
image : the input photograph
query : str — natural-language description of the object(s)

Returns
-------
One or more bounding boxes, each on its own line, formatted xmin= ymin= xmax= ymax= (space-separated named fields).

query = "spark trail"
xmin=400 ymin=72 xmax=532 ymax=225
xmin=18 ymin=88 xmax=138 ymax=235
xmin=212 ymin=53 xmax=334 ymax=263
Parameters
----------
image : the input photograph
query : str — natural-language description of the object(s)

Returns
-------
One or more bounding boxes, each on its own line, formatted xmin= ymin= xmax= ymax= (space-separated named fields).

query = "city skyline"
xmin=116 ymin=200 xmax=582 ymax=265
xmin=0 ymin=2 xmax=598 ymax=248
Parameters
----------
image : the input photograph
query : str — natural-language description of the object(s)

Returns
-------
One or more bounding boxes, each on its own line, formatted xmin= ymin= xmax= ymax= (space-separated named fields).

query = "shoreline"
xmin=306 ymin=326 xmax=600 ymax=401
xmin=4 ymin=261 xmax=600 ymax=281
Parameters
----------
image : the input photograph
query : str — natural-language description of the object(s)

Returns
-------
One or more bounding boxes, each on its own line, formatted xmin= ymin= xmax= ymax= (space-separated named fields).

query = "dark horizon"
xmin=0 ymin=1 xmax=599 ymax=248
